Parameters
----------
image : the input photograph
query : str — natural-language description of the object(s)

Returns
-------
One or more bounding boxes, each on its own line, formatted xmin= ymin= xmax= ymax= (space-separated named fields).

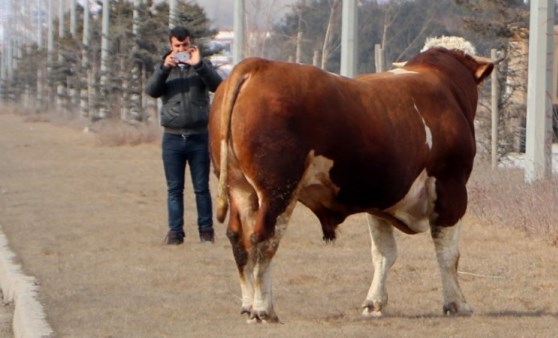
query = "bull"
xmin=208 ymin=39 xmax=495 ymax=323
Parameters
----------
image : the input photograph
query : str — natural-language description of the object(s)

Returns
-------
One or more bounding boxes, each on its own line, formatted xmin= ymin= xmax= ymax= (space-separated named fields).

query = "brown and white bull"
xmin=208 ymin=42 xmax=495 ymax=323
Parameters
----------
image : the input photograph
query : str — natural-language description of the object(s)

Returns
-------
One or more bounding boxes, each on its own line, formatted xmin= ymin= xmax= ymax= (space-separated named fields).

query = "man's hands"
xmin=186 ymin=46 xmax=201 ymax=65
xmin=163 ymin=46 xmax=201 ymax=69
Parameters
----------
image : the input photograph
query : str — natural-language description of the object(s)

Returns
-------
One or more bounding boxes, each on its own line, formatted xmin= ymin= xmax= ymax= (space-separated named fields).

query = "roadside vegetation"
xmin=468 ymin=157 xmax=558 ymax=246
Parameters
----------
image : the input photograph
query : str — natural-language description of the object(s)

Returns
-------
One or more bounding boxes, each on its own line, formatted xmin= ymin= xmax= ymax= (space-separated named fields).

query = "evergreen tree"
xmin=7 ymin=0 xmax=217 ymax=121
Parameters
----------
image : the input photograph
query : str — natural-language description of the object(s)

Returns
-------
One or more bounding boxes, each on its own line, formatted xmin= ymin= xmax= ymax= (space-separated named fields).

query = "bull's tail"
xmin=216 ymin=70 xmax=250 ymax=223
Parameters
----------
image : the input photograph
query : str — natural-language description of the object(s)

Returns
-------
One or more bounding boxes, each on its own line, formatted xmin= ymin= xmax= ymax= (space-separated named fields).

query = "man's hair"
xmin=169 ymin=26 xmax=192 ymax=43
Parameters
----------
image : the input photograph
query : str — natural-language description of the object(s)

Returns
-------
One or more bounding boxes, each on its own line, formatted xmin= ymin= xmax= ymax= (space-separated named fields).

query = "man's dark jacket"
xmin=145 ymin=56 xmax=222 ymax=134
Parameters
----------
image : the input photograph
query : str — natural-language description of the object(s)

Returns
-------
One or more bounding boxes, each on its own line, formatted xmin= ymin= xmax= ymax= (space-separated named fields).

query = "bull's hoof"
xmin=443 ymin=302 xmax=473 ymax=316
xmin=362 ymin=307 xmax=383 ymax=318
xmin=240 ymin=306 xmax=252 ymax=316
xmin=246 ymin=310 xmax=279 ymax=324
xmin=361 ymin=300 xmax=384 ymax=318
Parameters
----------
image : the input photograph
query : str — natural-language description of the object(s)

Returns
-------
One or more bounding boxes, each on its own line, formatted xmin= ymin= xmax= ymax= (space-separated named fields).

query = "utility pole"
xmin=11 ymin=0 xmax=20 ymax=81
xmin=98 ymin=0 xmax=110 ymax=119
xmin=47 ymin=0 xmax=54 ymax=109
xmin=233 ymin=0 xmax=245 ymax=65
xmin=0 ymin=0 xmax=14 ymax=102
xmin=0 ymin=0 xmax=13 ymax=83
xmin=169 ymin=0 xmax=177 ymax=28
xmin=57 ymin=0 xmax=66 ymax=110
xmin=81 ymin=0 xmax=91 ymax=117
xmin=524 ymin=0 xmax=554 ymax=182
xmin=36 ymin=0 xmax=45 ymax=109
xmin=7 ymin=0 xmax=16 ymax=81
xmin=295 ymin=0 xmax=305 ymax=64
xmin=68 ymin=0 xmax=78 ymax=108
xmin=70 ymin=0 xmax=77 ymax=36
xmin=130 ymin=0 xmax=144 ymax=121
xmin=340 ymin=0 xmax=358 ymax=77
xmin=491 ymin=49 xmax=499 ymax=169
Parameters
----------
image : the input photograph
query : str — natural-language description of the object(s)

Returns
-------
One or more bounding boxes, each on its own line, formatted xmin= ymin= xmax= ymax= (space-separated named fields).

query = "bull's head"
xmin=392 ymin=35 xmax=505 ymax=83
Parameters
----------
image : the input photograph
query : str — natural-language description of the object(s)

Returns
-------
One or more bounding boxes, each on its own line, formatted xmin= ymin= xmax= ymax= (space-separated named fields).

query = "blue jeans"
xmin=162 ymin=132 xmax=213 ymax=235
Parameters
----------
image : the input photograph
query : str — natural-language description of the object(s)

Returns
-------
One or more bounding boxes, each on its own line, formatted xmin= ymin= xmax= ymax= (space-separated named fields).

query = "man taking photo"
xmin=146 ymin=26 xmax=223 ymax=245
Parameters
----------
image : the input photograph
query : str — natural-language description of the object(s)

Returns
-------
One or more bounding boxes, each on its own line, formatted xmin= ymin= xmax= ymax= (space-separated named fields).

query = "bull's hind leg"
xmin=246 ymin=199 xmax=296 ymax=324
xmin=226 ymin=201 xmax=255 ymax=316
xmin=226 ymin=186 xmax=261 ymax=318
xmin=362 ymin=215 xmax=397 ymax=318
xmin=430 ymin=220 xmax=472 ymax=315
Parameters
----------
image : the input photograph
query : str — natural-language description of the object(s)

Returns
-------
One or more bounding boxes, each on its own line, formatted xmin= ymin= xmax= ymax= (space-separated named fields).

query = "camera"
xmin=175 ymin=51 xmax=190 ymax=63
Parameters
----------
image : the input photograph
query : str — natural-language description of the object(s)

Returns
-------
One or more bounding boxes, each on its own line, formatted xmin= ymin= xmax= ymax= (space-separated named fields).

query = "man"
xmin=145 ymin=26 xmax=222 ymax=245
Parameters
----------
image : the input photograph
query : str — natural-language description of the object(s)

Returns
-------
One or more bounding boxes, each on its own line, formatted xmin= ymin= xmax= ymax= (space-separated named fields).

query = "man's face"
xmin=170 ymin=36 xmax=191 ymax=54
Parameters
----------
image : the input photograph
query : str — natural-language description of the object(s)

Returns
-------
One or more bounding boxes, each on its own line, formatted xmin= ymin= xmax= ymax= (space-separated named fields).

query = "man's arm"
xmin=193 ymin=59 xmax=223 ymax=92
xmin=145 ymin=63 xmax=171 ymax=98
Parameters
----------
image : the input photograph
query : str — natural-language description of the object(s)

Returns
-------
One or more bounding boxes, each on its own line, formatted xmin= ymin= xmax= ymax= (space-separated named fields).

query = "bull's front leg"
xmin=430 ymin=220 xmax=473 ymax=316
xmin=362 ymin=215 xmax=397 ymax=318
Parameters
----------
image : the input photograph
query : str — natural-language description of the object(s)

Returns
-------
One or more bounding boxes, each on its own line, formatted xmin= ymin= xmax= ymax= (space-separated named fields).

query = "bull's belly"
xmin=382 ymin=170 xmax=436 ymax=233
xmin=299 ymin=153 xmax=436 ymax=233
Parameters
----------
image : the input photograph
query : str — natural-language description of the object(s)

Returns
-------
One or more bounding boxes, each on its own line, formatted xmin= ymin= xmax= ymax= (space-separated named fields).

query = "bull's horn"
xmin=473 ymin=53 xmax=506 ymax=65
xmin=492 ymin=52 xmax=506 ymax=64
xmin=392 ymin=61 xmax=407 ymax=68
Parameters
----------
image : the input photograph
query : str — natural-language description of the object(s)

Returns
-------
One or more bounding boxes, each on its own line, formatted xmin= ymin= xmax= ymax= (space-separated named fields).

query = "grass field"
xmin=0 ymin=107 xmax=557 ymax=337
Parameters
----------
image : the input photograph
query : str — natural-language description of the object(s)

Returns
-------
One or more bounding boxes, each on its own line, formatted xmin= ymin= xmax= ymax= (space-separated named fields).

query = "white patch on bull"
xmin=300 ymin=151 xmax=340 ymax=193
xmin=385 ymin=170 xmax=437 ymax=233
xmin=423 ymin=119 xmax=433 ymax=150
xmin=412 ymin=99 xmax=433 ymax=150
xmin=388 ymin=68 xmax=418 ymax=75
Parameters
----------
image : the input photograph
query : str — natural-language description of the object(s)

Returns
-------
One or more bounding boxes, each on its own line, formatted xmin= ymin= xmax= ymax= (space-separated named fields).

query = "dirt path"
xmin=0 ymin=111 xmax=557 ymax=337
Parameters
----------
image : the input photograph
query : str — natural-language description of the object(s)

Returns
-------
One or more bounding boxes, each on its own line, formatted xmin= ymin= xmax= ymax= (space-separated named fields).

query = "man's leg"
xmin=162 ymin=133 xmax=187 ymax=244
xmin=188 ymin=133 xmax=214 ymax=242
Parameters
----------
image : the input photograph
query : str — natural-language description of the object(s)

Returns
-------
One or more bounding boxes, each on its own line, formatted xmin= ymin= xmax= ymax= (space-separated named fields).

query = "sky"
xmin=0 ymin=0 xmax=297 ymax=46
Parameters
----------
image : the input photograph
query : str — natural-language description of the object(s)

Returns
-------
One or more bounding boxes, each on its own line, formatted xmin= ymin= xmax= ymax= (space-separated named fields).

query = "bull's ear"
xmin=474 ymin=62 xmax=494 ymax=83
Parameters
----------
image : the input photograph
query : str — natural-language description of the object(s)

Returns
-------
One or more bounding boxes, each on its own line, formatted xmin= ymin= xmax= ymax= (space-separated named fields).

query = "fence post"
xmin=374 ymin=44 xmax=384 ymax=72
xmin=313 ymin=50 xmax=320 ymax=67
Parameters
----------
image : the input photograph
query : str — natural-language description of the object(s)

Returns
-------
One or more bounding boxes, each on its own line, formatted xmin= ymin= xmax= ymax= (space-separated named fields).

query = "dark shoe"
xmin=199 ymin=230 xmax=214 ymax=243
xmin=164 ymin=230 xmax=184 ymax=245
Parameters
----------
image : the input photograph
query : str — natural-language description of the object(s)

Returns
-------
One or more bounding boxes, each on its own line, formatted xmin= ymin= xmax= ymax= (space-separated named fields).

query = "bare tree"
xmin=321 ymin=0 xmax=341 ymax=69
xmin=245 ymin=0 xmax=293 ymax=57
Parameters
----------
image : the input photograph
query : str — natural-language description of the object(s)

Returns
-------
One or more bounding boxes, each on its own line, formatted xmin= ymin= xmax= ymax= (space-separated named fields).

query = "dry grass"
xmin=0 ymin=105 xmax=162 ymax=146
xmin=2 ymin=111 xmax=558 ymax=336
xmin=89 ymin=119 xmax=162 ymax=146
xmin=468 ymin=156 xmax=558 ymax=245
